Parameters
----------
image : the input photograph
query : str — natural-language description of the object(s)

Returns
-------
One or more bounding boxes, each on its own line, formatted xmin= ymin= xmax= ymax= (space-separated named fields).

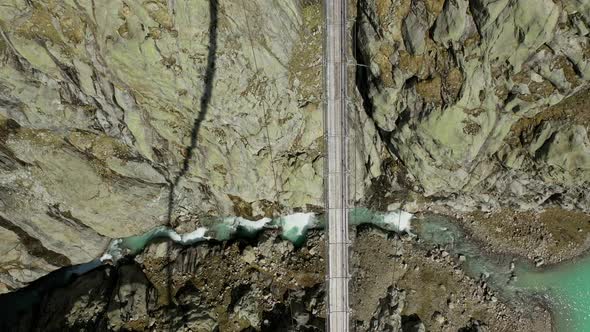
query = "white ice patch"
xmin=280 ymin=212 xmax=316 ymax=237
xmin=180 ymin=227 xmax=210 ymax=244
xmin=99 ymin=253 xmax=113 ymax=262
xmin=98 ymin=213 xmax=320 ymax=263
xmin=222 ymin=216 xmax=271 ymax=233
xmin=382 ymin=210 xmax=413 ymax=233
xmin=102 ymin=238 xmax=124 ymax=262
xmin=167 ymin=231 xmax=182 ymax=242
xmin=236 ymin=217 xmax=271 ymax=231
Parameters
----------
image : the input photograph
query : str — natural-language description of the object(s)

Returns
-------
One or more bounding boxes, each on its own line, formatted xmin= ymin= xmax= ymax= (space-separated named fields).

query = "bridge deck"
xmin=324 ymin=0 xmax=350 ymax=331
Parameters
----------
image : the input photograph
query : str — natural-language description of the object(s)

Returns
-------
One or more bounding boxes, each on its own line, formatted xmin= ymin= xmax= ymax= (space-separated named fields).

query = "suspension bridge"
xmin=325 ymin=0 xmax=351 ymax=331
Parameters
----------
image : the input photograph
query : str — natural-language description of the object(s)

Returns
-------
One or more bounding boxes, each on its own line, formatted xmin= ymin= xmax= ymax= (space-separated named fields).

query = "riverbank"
xmin=453 ymin=208 xmax=590 ymax=266
xmin=3 ymin=209 xmax=588 ymax=331
xmin=0 ymin=229 xmax=328 ymax=331
xmin=411 ymin=212 xmax=590 ymax=332
xmin=351 ymin=223 xmax=552 ymax=331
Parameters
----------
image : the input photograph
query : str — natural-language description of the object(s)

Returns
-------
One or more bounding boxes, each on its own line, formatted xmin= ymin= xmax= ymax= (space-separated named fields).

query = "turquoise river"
xmin=417 ymin=214 xmax=590 ymax=332
xmin=1 ymin=210 xmax=589 ymax=331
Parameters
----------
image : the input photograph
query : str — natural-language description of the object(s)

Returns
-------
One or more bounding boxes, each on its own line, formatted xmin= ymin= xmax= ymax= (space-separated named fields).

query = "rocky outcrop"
xmin=351 ymin=227 xmax=552 ymax=331
xmin=2 ymin=0 xmax=590 ymax=329
xmin=0 ymin=229 xmax=326 ymax=331
xmin=2 ymin=223 xmax=555 ymax=332
xmin=367 ymin=286 xmax=408 ymax=331
xmin=354 ymin=0 xmax=590 ymax=212
xmin=0 ymin=0 xmax=389 ymax=291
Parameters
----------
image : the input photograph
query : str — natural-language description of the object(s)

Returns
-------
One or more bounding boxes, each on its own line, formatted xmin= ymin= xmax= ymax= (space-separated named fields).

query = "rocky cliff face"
xmin=354 ymin=0 xmax=590 ymax=212
xmin=0 ymin=0 xmax=383 ymax=291
xmin=0 ymin=225 xmax=552 ymax=332
xmin=2 ymin=0 xmax=590 ymax=330
xmin=0 ymin=231 xmax=326 ymax=332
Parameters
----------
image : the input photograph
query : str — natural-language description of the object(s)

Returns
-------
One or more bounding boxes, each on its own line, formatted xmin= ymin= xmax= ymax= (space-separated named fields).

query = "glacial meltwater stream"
xmin=1 ymin=210 xmax=589 ymax=331
xmin=514 ymin=256 xmax=590 ymax=331
xmin=0 ymin=209 xmax=412 ymax=324
xmin=101 ymin=210 xmax=413 ymax=262
xmin=417 ymin=214 xmax=590 ymax=332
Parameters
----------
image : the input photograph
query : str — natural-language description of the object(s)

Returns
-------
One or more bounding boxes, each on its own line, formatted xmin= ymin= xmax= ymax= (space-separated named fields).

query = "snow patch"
xmin=99 ymin=253 xmax=113 ymax=262
xmin=235 ymin=217 xmax=271 ymax=231
xmin=382 ymin=210 xmax=413 ymax=233
xmin=167 ymin=231 xmax=182 ymax=242
xmin=180 ymin=227 xmax=210 ymax=244
xmin=279 ymin=212 xmax=316 ymax=238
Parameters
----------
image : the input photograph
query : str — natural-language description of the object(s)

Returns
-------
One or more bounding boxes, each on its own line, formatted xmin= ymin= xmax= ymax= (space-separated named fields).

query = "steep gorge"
xmin=1 ymin=0 xmax=590 ymax=331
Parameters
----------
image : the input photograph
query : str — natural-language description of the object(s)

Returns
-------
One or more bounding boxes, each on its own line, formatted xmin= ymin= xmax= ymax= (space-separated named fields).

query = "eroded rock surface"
xmin=0 ymin=0 xmax=384 ymax=291
xmin=2 ymin=226 xmax=551 ymax=332
xmin=354 ymin=0 xmax=590 ymax=212
xmin=2 ymin=0 xmax=590 ymax=330
xmin=351 ymin=227 xmax=552 ymax=332
xmin=0 ymin=230 xmax=326 ymax=332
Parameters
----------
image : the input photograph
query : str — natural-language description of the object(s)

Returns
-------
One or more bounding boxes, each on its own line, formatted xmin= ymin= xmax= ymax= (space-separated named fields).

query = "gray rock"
xmin=402 ymin=1 xmax=429 ymax=55
xmin=355 ymin=0 xmax=590 ymax=213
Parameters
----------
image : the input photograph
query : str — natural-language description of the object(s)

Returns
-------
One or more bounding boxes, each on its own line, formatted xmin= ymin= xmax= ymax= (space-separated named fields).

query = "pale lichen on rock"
xmin=0 ymin=0 xmax=343 ymax=291
xmin=354 ymin=0 xmax=590 ymax=212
